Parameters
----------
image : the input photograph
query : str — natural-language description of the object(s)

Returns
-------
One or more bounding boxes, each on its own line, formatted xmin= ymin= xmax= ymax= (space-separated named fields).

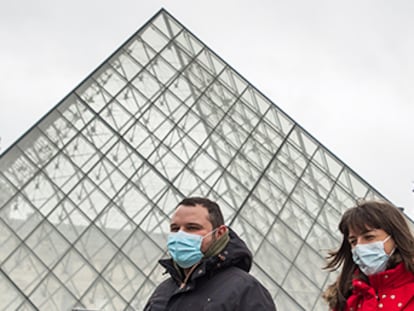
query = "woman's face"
xmin=348 ymin=227 xmax=396 ymax=255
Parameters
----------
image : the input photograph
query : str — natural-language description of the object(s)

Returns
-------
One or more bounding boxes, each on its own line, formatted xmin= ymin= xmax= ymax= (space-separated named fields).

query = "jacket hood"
xmin=217 ymin=227 xmax=252 ymax=272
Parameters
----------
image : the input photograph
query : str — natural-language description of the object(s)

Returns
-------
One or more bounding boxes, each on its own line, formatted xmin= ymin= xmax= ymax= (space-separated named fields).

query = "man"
xmin=144 ymin=197 xmax=277 ymax=310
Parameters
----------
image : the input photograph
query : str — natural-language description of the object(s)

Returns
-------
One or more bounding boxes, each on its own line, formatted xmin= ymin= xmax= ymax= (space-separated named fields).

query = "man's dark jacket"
xmin=144 ymin=228 xmax=277 ymax=310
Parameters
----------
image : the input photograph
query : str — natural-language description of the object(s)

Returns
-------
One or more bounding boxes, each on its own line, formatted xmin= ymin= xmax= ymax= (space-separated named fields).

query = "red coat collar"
xmin=368 ymin=262 xmax=414 ymax=291
xmin=345 ymin=263 xmax=414 ymax=310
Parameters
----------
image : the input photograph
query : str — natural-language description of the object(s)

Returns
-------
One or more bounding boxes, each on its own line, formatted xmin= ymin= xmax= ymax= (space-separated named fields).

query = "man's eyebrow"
xmin=185 ymin=222 xmax=203 ymax=227
xmin=170 ymin=222 xmax=202 ymax=227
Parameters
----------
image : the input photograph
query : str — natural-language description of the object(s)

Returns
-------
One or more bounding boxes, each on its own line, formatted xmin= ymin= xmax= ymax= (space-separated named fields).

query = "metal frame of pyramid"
xmin=0 ymin=8 xmax=402 ymax=310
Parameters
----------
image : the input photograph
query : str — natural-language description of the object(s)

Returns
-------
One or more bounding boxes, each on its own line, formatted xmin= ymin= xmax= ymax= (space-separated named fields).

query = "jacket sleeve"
xmin=238 ymin=281 xmax=277 ymax=311
xmin=143 ymin=291 xmax=156 ymax=311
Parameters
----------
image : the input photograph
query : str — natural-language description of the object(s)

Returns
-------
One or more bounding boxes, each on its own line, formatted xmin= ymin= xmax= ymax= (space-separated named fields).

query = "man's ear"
xmin=216 ymin=225 xmax=228 ymax=238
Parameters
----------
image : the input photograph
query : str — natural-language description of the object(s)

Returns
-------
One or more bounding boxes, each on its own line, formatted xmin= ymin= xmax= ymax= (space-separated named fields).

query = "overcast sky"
xmin=1 ymin=0 xmax=413 ymax=218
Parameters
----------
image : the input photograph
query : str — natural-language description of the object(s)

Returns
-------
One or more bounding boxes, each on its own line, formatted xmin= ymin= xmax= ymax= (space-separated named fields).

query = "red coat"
xmin=342 ymin=263 xmax=414 ymax=310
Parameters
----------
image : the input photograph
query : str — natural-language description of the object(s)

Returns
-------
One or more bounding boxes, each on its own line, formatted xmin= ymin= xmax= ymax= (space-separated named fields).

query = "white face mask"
xmin=351 ymin=235 xmax=394 ymax=275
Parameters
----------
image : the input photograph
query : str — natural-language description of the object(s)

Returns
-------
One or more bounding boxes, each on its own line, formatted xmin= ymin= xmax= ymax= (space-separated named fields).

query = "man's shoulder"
xmin=206 ymin=266 xmax=276 ymax=309
xmin=214 ymin=266 xmax=260 ymax=284
xmin=151 ymin=275 xmax=177 ymax=293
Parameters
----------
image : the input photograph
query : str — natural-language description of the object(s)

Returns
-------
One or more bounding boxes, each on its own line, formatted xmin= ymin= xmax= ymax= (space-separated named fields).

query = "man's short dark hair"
xmin=177 ymin=197 xmax=225 ymax=228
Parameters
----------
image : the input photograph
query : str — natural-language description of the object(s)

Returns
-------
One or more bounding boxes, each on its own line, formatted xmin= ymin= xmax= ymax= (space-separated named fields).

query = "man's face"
xmin=170 ymin=204 xmax=216 ymax=253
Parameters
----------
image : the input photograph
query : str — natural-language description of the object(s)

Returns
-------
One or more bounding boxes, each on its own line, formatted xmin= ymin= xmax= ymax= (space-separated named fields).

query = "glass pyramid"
xmin=0 ymin=8 xmax=405 ymax=311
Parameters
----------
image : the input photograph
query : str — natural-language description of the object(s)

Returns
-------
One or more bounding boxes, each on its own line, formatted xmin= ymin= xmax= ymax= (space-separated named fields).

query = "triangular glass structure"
xmin=0 ymin=9 xmax=407 ymax=310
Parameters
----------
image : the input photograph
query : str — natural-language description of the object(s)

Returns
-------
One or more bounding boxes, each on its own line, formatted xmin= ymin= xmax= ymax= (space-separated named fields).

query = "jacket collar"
xmin=368 ymin=262 xmax=414 ymax=290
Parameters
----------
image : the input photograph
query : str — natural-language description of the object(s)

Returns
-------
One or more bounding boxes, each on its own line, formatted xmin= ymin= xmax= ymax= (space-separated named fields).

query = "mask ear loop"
xmin=201 ymin=227 xmax=223 ymax=257
xmin=202 ymin=227 xmax=219 ymax=240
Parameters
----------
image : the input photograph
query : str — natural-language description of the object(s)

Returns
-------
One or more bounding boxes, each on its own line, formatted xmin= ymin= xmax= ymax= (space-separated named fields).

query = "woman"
xmin=323 ymin=200 xmax=414 ymax=310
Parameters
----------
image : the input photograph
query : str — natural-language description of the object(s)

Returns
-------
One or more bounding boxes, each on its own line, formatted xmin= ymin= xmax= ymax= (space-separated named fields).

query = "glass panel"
xmin=74 ymin=224 xmax=117 ymax=273
xmin=275 ymin=288 xmax=305 ymax=311
xmin=338 ymin=170 xmax=370 ymax=199
xmin=196 ymin=48 xmax=225 ymax=76
xmin=29 ymin=273 xmax=76 ymax=311
xmin=38 ymin=109 xmax=79 ymax=150
xmin=267 ymin=218 xmax=303 ymax=262
xmin=94 ymin=64 xmax=127 ymax=97
xmin=99 ymin=99 xmax=134 ymax=135
xmin=0 ymin=270 xmax=27 ymax=310
xmin=2 ymin=148 xmax=38 ymax=188
xmin=131 ymin=69 xmax=163 ymax=100
xmin=58 ymin=94 xmax=95 ymax=131
xmin=0 ymin=219 xmax=21 ymax=263
xmin=174 ymin=30 xmax=203 ymax=56
xmin=255 ymin=239 xmax=291 ymax=284
xmin=80 ymin=277 xmax=127 ymax=310
xmin=152 ymin=11 xmax=182 ymax=39
xmin=230 ymin=216 xmax=265 ymax=255
xmin=95 ymin=203 xmax=134 ymax=246
xmin=159 ymin=40 xmax=192 ymax=71
xmin=68 ymin=177 xmax=109 ymax=220
xmin=283 ymin=266 xmax=320 ymax=310
xmin=25 ymin=220 xmax=69 ymax=267
xmin=76 ymin=79 xmax=113 ymax=113
xmin=122 ymin=228 xmax=165 ymax=276
xmin=52 ymin=248 xmax=98 ymax=298
xmin=47 ymin=198 xmax=90 ymax=243
xmin=102 ymin=252 xmax=145 ymax=301
xmin=131 ymin=165 xmax=168 ymax=203
xmin=141 ymin=23 xmax=170 ymax=53
xmin=312 ymin=147 xmax=343 ymax=179
xmin=294 ymin=244 xmax=326 ymax=288
xmin=111 ymin=49 xmax=143 ymax=81
xmin=217 ymin=67 xmax=248 ymax=96
xmin=239 ymin=196 xmax=276 ymax=238
xmin=17 ymin=128 xmax=58 ymax=168
xmin=279 ymin=199 xmax=313 ymax=239
xmin=0 ymin=194 xmax=44 ymax=240
xmin=2 ymin=244 xmax=48 ymax=295
xmin=307 ymin=223 xmax=340 ymax=255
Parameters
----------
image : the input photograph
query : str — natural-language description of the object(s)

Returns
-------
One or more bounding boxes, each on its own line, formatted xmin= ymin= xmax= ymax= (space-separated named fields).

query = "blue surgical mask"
xmin=352 ymin=235 xmax=394 ymax=276
xmin=167 ymin=230 xmax=216 ymax=268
